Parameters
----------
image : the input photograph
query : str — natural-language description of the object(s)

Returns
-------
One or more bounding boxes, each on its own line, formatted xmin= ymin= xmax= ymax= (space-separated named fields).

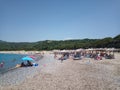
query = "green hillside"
xmin=0 ymin=34 xmax=120 ymax=51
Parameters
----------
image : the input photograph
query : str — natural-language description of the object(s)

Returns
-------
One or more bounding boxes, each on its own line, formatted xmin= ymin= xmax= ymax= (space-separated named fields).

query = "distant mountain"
xmin=114 ymin=34 xmax=120 ymax=40
xmin=0 ymin=40 xmax=7 ymax=43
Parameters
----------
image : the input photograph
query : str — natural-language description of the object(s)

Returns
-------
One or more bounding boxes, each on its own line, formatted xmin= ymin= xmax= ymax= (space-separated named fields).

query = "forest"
xmin=0 ymin=34 xmax=120 ymax=51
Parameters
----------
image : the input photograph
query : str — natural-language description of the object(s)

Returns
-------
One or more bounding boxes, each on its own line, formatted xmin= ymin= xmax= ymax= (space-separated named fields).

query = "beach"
xmin=0 ymin=52 xmax=120 ymax=90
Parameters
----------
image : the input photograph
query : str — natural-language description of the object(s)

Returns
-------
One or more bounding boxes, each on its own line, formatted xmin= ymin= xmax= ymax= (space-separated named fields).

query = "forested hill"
xmin=0 ymin=34 xmax=120 ymax=51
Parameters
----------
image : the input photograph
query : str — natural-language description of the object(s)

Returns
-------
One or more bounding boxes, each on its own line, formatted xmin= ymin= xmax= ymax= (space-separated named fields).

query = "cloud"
xmin=64 ymin=37 xmax=74 ymax=40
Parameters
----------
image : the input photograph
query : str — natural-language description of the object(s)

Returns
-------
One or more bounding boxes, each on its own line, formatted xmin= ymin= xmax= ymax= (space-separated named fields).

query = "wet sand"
xmin=1 ymin=53 xmax=120 ymax=90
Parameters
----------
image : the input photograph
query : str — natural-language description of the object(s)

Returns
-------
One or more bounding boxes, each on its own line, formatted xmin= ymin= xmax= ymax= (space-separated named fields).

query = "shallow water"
xmin=0 ymin=53 xmax=27 ymax=74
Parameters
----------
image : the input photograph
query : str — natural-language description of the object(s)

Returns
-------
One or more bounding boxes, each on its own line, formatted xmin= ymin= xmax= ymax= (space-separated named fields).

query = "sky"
xmin=0 ymin=0 xmax=120 ymax=42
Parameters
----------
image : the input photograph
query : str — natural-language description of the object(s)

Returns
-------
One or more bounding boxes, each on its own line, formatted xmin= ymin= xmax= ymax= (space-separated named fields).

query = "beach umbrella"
xmin=22 ymin=56 xmax=34 ymax=61
xmin=29 ymin=55 xmax=36 ymax=59
xmin=61 ymin=50 xmax=66 ymax=53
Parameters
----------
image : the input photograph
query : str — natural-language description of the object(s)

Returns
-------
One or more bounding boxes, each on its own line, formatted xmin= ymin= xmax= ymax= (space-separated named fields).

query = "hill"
xmin=0 ymin=34 xmax=120 ymax=51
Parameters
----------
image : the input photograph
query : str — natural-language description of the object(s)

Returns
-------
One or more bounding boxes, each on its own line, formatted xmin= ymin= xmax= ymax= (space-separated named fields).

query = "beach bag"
xmin=33 ymin=63 xmax=38 ymax=66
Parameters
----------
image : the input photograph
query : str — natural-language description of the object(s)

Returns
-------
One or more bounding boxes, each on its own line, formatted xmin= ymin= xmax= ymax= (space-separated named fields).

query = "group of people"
xmin=21 ymin=60 xmax=33 ymax=67
xmin=54 ymin=50 xmax=115 ymax=61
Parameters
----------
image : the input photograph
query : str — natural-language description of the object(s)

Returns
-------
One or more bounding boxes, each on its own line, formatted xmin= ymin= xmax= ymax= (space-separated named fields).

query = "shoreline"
xmin=0 ymin=53 xmax=53 ymax=86
xmin=0 ymin=51 xmax=42 ymax=54
xmin=1 ymin=53 xmax=120 ymax=90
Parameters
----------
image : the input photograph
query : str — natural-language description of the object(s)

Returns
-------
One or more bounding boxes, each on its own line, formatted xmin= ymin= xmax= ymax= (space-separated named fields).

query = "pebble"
xmin=0 ymin=54 xmax=55 ymax=86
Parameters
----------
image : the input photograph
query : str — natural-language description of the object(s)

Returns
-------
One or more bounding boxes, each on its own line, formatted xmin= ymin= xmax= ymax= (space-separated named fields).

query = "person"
xmin=54 ymin=53 xmax=57 ymax=58
xmin=0 ymin=62 xmax=4 ymax=68
xmin=21 ymin=62 xmax=26 ymax=67
xmin=27 ymin=60 xmax=33 ymax=66
xmin=61 ymin=55 xmax=64 ymax=63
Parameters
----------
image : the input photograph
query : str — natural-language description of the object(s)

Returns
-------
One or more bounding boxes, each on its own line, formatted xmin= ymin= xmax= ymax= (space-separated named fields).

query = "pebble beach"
xmin=0 ymin=52 xmax=120 ymax=90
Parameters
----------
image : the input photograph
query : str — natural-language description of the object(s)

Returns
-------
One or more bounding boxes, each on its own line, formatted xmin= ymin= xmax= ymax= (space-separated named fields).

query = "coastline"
xmin=0 ymin=52 xmax=52 ymax=86
xmin=0 ymin=51 xmax=43 ymax=54
xmin=0 ymin=52 xmax=120 ymax=90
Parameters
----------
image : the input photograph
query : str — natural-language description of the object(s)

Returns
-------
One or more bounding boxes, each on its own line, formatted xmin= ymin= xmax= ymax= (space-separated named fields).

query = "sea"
xmin=0 ymin=53 xmax=27 ymax=74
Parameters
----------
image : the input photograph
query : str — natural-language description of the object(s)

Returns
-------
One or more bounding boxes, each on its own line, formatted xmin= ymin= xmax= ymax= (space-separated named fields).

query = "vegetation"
xmin=0 ymin=34 xmax=120 ymax=51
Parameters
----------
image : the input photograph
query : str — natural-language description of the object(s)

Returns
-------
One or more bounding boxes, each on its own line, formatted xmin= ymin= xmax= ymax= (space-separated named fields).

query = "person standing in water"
xmin=0 ymin=62 xmax=4 ymax=68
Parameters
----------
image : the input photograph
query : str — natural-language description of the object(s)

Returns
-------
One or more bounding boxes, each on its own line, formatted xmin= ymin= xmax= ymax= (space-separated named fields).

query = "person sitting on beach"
xmin=26 ymin=60 xmax=33 ymax=66
xmin=21 ymin=62 xmax=26 ymax=67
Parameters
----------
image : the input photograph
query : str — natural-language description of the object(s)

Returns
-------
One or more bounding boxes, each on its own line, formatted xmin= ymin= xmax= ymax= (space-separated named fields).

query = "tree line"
xmin=0 ymin=34 xmax=120 ymax=51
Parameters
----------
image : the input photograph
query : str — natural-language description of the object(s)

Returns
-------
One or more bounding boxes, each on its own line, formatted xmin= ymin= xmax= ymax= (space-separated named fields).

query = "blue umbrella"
xmin=22 ymin=56 xmax=34 ymax=61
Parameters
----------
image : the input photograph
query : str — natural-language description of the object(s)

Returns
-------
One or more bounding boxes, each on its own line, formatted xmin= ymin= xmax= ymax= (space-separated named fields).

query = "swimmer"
xmin=0 ymin=62 xmax=4 ymax=68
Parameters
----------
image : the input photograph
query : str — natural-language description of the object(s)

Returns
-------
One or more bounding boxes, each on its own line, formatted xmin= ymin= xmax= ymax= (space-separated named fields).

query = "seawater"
xmin=0 ymin=53 xmax=26 ymax=74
